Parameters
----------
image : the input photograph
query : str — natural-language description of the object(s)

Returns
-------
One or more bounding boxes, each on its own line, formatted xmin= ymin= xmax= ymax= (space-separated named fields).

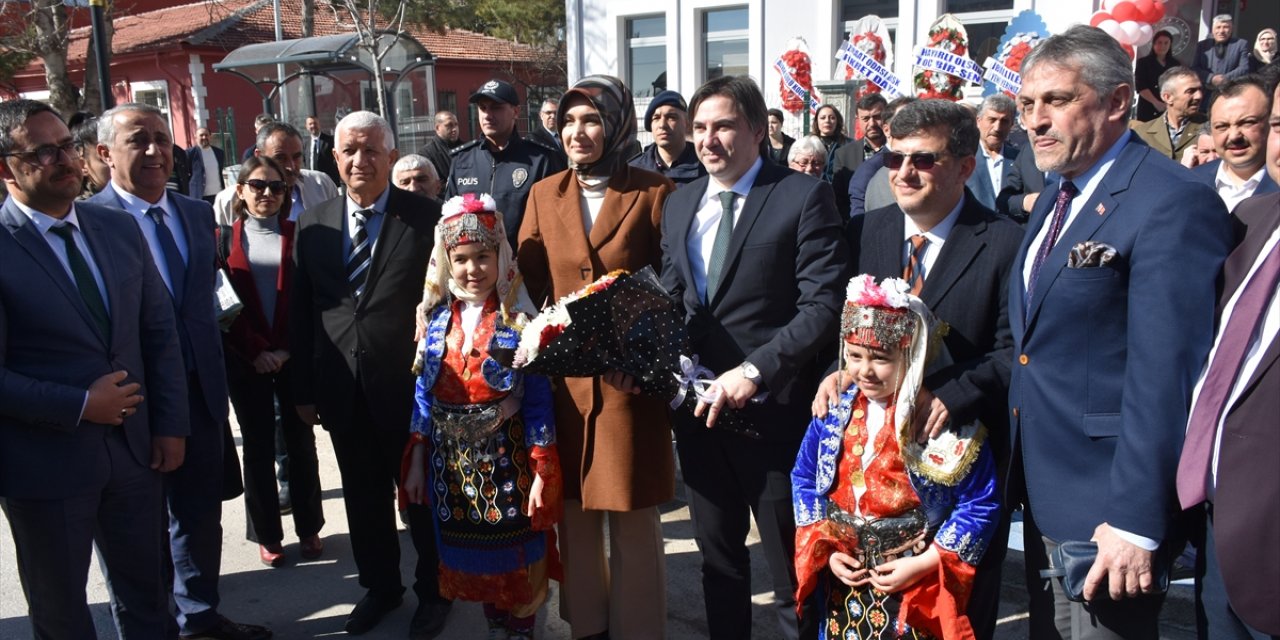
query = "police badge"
xmin=512 ymin=168 xmax=529 ymax=188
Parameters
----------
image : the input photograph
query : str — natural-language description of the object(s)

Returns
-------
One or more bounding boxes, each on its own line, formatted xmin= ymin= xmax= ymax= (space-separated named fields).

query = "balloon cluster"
xmin=1090 ymin=0 xmax=1167 ymax=58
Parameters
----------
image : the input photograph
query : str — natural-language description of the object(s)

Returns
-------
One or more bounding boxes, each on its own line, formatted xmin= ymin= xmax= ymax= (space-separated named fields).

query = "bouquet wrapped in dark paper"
xmin=516 ymin=267 xmax=686 ymax=396
xmin=516 ymin=267 xmax=764 ymax=438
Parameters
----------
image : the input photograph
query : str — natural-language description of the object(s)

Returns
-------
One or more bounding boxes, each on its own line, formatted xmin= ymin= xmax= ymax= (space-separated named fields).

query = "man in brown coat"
xmin=1133 ymin=66 xmax=1206 ymax=161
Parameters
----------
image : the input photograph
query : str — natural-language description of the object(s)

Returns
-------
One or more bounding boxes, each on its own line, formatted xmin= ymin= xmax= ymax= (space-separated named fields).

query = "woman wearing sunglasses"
xmin=221 ymin=156 xmax=325 ymax=568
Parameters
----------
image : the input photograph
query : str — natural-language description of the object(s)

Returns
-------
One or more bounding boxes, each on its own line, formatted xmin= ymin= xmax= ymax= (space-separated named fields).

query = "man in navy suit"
xmin=1192 ymin=76 xmax=1278 ymax=212
xmin=90 ymin=103 xmax=270 ymax=640
xmin=660 ymin=75 xmax=848 ymax=640
xmin=0 ymin=100 xmax=189 ymax=638
xmin=1011 ymin=26 xmax=1233 ymax=638
xmin=965 ymin=93 xmax=1019 ymax=212
xmin=833 ymin=98 xmax=1024 ymax=640
xmin=1192 ymin=15 xmax=1253 ymax=107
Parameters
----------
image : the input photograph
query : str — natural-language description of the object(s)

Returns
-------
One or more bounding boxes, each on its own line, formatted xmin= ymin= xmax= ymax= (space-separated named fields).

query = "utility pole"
xmin=89 ymin=0 xmax=112 ymax=109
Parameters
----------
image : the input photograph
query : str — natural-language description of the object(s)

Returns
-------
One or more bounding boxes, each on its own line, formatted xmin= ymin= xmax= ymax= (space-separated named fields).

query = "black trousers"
xmin=225 ymin=357 xmax=323 ymax=544
xmin=675 ymin=419 xmax=817 ymax=640
xmin=327 ymin=394 xmax=443 ymax=602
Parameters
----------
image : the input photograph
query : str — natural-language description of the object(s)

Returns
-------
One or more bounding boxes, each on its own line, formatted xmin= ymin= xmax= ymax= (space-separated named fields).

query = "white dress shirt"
xmin=686 ymin=157 xmax=765 ymax=302
xmin=200 ymin=146 xmax=221 ymax=196
xmin=110 ymin=185 xmax=189 ymax=298
xmin=1213 ymin=164 xmax=1265 ymax=212
xmin=983 ymin=146 xmax=1005 ymax=194
xmin=902 ymin=196 xmax=964 ymax=282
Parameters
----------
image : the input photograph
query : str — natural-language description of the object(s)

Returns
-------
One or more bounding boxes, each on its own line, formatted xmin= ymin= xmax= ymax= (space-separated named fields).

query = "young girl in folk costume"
xmin=403 ymin=193 xmax=561 ymax=640
xmin=792 ymin=275 xmax=999 ymax=640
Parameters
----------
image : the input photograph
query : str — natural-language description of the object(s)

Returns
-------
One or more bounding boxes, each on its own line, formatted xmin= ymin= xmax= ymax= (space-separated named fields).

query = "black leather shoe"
xmin=408 ymin=599 xmax=452 ymax=640
xmin=179 ymin=616 xmax=272 ymax=640
xmin=344 ymin=593 xmax=403 ymax=635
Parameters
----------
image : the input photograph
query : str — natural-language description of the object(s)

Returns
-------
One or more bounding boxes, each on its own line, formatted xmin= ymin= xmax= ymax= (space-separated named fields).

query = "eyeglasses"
xmin=1 ymin=141 xmax=81 ymax=167
xmin=242 ymin=179 xmax=288 ymax=195
xmin=790 ymin=159 xmax=825 ymax=171
xmin=884 ymin=151 xmax=949 ymax=171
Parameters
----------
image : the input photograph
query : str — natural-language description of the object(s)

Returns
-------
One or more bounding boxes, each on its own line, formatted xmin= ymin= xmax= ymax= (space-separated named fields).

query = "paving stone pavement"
xmin=1 ymin=419 xmax=1198 ymax=639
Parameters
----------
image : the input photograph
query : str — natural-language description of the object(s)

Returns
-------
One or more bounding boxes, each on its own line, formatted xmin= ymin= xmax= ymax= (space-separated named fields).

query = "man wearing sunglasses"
xmin=212 ymin=122 xmax=339 ymax=226
xmin=88 ymin=103 xmax=272 ymax=640
xmin=0 ymin=99 xmax=190 ymax=639
xmin=825 ymin=98 xmax=1024 ymax=639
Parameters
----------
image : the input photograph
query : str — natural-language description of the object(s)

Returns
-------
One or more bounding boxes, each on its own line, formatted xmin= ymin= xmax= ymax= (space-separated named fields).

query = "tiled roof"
xmin=57 ymin=0 xmax=542 ymax=64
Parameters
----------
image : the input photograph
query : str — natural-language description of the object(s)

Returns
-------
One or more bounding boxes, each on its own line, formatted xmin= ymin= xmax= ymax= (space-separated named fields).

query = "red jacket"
xmin=221 ymin=217 xmax=294 ymax=363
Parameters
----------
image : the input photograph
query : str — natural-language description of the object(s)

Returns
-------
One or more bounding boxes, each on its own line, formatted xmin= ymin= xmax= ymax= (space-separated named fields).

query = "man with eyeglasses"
xmin=0 ymin=99 xmax=189 ymax=639
xmin=212 ymin=122 xmax=339 ymax=226
xmin=88 ymin=103 xmax=272 ymax=640
xmin=819 ymin=98 xmax=1024 ymax=639
xmin=526 ymin=98 xmax=563 ymax=157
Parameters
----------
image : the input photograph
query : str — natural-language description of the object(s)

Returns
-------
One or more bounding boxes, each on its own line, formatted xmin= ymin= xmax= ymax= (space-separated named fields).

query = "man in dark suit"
xmin=966 ymin=93 xmax=1020 ymax=212
xmin=187 ymin=127 xmax=226 ymax=203
xmin=660 ymin=75 xmax=848 ymax=640
xmin=290 ymin=110 xmax=449 ymax=638
xmin=526 ymin=98 xmax=562 ymax=152
xmin=1191 ymin=76 xmax=1278 ymax=212
xmin=0 ymin=99 xmax=188 ymax=639
xmin=831 ymin=93 xmax=888 ymax=217
xmin=1176 ymin=79 xmax=1280 ymax=640
xmin=995 ymin=140 xmax=1045 ymax=223
xmin=90 ymin=103 xmax=268 ymax=640
xmin=416 ymin=110 xmax=463 ymax=186
xmin=834 ymin=98 xmax=1024 ymax=640
xmin=1192 ymin=15 xmax=1252 ymax=107
xmin=304 ymin=115 xmax=340 ymax=186
xmin=1010 ymin=26 xmax=1233 ymax=638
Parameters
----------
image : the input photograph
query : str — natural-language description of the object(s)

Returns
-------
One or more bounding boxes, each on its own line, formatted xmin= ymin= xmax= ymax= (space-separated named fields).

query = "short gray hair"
xmin=788 ymin=135 xmax=826 ymax=163
xmin=336 ymin=110 xmax=396 ymax=153
xmin=98 ymin=103 xmax=165 ymax=147
xmin=393 ymin=153 xmax=437 ymax=179
xmin=1020 ymin=25 xmax=1134 ymax=120
xmin=1212 ymin=14 xmax=1233 ymax=26
xmin=978 ymin=93 xmax=1016 ymax=117
xmin=1158 ymin=66 xmax=1199 ymax=95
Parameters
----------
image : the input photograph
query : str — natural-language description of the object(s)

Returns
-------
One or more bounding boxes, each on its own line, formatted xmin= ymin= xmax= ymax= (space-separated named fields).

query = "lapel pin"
xmin=1095 ymin=203 xmax=1106 ymax=216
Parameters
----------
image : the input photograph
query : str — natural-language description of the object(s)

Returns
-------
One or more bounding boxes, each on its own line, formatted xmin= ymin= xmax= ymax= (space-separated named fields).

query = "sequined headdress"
xmin=438 ymin=193 xmax=502 ymax=251
xmin=842 ymin=275 xmax=917 ymax=350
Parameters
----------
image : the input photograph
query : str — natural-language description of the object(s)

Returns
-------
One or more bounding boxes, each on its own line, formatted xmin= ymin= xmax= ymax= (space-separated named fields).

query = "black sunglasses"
xmin=242 ymin=179 xmax=288 ymax=195
xmin=1 ymin=141 xmax=81 ymax=167
xmin=884 ymin=151 xmax=950 ymax=171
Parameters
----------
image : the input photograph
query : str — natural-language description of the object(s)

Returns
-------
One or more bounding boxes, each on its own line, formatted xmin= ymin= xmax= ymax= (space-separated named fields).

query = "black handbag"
xmin=1039 ymin=540 xmax=1171 ymax=603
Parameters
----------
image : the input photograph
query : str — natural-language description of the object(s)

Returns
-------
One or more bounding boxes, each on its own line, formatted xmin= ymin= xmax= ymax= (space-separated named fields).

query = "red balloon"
xmin=1133 ymin=0 xmax=1155 ymax=22
xmin=1146 ymin=1 xmax=1166 ymax=24
xmin=1090 ymin=11 xmax=1114 ymax=27
xmin=1112 ymin=1 xmax=1141 ymax=22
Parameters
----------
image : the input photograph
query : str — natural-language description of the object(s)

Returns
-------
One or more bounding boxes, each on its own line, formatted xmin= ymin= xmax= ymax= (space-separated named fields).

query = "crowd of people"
xmin=0 ymin=17 xmax=1277 ymax=640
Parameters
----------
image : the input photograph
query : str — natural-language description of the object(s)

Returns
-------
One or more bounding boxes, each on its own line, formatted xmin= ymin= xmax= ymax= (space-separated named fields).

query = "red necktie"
xmin=1176 ymin=241 xmax=1280 ymax=508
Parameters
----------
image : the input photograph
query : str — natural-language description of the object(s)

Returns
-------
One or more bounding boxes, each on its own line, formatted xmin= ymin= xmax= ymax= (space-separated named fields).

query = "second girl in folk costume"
xmin=403 ymin=193 xmax=561 ymax=640
xmin=792 ymin=275 xmax=999 ymax=640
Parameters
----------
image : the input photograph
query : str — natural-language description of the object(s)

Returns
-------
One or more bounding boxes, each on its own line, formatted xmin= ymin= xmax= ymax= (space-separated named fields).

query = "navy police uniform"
xmin=445 ymin=134 xmax=566 ymax=249
xmin=628 ymin=143 xmax=705 ymax=187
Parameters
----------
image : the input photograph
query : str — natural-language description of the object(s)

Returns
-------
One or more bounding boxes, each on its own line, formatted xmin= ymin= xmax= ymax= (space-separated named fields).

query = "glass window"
xmin=703 ymin=7 xmax=749 ymax=82
xmin=627 ymin=15 xmax=667 ymax=98
xmin=944 ymin=0 xmax=1014 ymax=10
xmin=840 ymin=0 xmax=899 ymax=21
xmin=965 ymin=22 xmax=1007 ymax=68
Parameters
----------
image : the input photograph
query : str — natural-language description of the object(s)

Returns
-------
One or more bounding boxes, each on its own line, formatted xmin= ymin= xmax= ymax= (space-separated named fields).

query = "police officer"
xmin=628 ymin=89 xmax=705 ymax=187
xmin=447 ymin=79 xmax=566 ymax=249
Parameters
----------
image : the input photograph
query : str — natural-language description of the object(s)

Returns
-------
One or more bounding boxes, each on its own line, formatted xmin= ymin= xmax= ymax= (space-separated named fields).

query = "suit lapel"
xmin=1 ymin=200 xmax=109 ymax=345
xmin=361 ymin=189 xmax=408 ymax=305
xmin=1025 ymin=140 xmax=1142 ymax=327
xmin=76 ymin=208 xmax=119 ymax=346
xmin=588 ymin=170 xmax=640 ymax=249
xmin=922 ymin=201 xmax=985 ymax=308
xmin=864 ymin=208 xmax=904 ymax=277
xmin=669 ymin=177 xmax=705 ymax=305
xmin=547 ymin=175 xmax=592 ymax=257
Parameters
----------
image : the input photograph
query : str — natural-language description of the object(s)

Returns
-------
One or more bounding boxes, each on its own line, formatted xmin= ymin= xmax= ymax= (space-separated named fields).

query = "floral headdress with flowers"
xmin=421 ymin=192 xmax=538 ymax=323
xmin=841 ymin=275 xmax=982 ymax=486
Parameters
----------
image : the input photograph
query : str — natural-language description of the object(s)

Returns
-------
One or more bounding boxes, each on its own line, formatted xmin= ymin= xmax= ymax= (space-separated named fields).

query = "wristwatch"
xmin=739 ymin=361 xmax=763 ymax=385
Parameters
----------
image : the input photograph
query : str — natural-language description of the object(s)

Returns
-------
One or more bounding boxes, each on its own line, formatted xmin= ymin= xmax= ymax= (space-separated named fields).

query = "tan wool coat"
xmin=516 ymin=164 xmax=676 ymax=511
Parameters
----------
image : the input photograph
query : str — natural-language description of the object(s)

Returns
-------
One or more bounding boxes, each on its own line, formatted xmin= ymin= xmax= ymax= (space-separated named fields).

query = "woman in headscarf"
xmin=517 ymin=75 xmax=676 ymax=640
xmin=1251 ymin=28 xmax=1276 ymax=72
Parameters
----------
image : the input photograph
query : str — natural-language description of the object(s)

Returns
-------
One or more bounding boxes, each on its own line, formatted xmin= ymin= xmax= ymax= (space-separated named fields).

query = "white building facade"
xmin=565 ymin=0 xmax=1246 ymax=136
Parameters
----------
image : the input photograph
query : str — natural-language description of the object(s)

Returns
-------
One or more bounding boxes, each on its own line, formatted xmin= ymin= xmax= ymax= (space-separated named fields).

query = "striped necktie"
xmin=347 ymin=208 xmax=375 ymax=298
xmin=903 ymin=234 xmax=928 ymax=295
